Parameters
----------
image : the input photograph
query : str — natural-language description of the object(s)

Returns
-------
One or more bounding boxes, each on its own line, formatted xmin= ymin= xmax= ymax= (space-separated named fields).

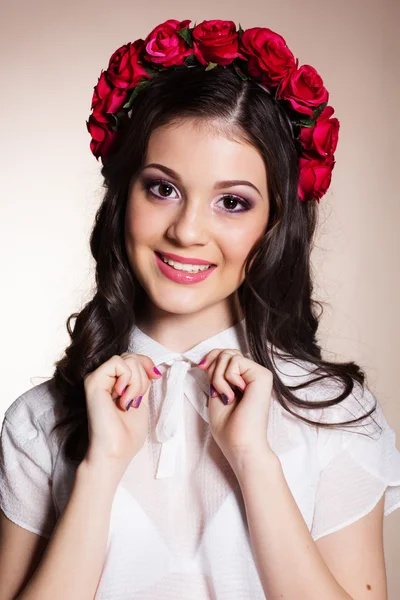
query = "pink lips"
xmin=157 ymin=250 xmax=214 ymax=265
xmin=155 ymin=251 xmax=217 ymax=284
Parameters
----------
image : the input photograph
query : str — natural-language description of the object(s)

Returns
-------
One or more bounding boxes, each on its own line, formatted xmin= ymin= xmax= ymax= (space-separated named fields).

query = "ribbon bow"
xmin=154 ymin=355 xmax=210 ymax=479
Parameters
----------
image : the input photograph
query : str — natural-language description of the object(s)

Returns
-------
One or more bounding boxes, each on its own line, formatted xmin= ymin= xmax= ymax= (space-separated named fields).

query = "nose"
xmin=165 ymin=196 xmax=211 ymax=247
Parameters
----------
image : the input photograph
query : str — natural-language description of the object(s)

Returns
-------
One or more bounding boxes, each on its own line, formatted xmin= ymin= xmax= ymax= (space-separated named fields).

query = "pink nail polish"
xmin=153 ymin=366 xmax=161 ymax=376
xmin=198 ymin=358 xmax=206 ymax=366
xmin=132 ymin=395 xmax=143 ymax=409
xmin=125 ymin=398 xmax=134 ymax=410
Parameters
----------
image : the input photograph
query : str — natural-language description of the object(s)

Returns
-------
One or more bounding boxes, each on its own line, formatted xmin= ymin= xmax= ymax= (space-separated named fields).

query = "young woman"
xmin=1 ymin=19 xmax=399 ymax=600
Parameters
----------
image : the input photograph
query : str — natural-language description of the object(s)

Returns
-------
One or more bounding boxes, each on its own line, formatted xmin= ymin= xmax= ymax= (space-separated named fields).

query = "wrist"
xmin=77 ymin=457 xmax=125 ymax=494
xmin=231 ymin=446 xmax=281 ymax=485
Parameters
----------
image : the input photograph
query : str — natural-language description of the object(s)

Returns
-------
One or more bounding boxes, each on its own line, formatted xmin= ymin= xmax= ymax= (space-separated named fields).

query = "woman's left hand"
xmin=197 ymin=348 xmax=275 ymax=472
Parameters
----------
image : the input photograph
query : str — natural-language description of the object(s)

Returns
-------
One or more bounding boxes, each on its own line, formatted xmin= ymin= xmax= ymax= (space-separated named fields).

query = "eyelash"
xmin=142 ymin=178 xmax=252 ymax=214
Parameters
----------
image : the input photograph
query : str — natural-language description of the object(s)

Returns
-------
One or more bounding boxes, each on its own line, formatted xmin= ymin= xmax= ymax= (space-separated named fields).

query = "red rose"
xmin=91 ymin=72 xmax=128 ymax=124
xmin=142 ymin=19 xmax=192 ymax=67
xmin=107 ymin=39 xmax=150 ymax=89
xmin=298 ymin=156 xmax=335 ymax=202
xmin=298 ymin=106 xmax=339 ymax=158
xmin=86 ymin=115 xmax=117 ymax=161
xmin=278 ymin=64 xmax=329 ymax=117
xmin=192 ymin=19 xmax=245 ymax=66
xmin=240 ymin=27 xmax=296 ymax=87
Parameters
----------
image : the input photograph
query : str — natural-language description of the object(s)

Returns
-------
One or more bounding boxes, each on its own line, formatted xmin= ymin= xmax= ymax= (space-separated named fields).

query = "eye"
xmin=216 ymin=195 xmax=251 ymax=214
xmin=143 ymin=178 xmax=252 ymax=214
xmin=144 ymin=179 xmax=179 ymax=199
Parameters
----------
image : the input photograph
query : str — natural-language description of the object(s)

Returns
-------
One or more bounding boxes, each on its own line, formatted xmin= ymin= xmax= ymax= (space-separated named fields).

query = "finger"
xmin=84 ymin=354 xmax=132 ymax=398
xmin=113 ymin=357 xmax=133 ymax=399
xmin=118 ymin=359 xmax=145 ymax=411
xmin=196 ymin=348 xmax=221 ymax=369
xmin=203 ymin=350 xmax=224 ymax=394
xmin=135 ymin=362 xmax=154 ymax=407
xmin=110 ymin=354 xmax=138 ymax=401
xmin=135 ymin=353 xmax=163 ymax=381
xmin=111 ymin=352 xmax=162 ymax=402
xmin=209 ymin=351 xmax=241 ymax=405
xmin=223 ymin=354 xmax=248 ymax=395
xmin=207 ymin=350 xmax=241 ymax=381
xmin=119 ymin=352 xmax=162 ymax=381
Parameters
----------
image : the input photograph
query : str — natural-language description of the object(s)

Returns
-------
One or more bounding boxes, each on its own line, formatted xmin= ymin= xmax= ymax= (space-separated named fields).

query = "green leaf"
xmin=142 ymin=63 xmax=160 ymax=77
xmin=110 ymin=113 xmax=119 ymax=131
xmin=313 ymin=101 xmax=328 ymax=120
xmin=294 ymin=115 xmax=316 ymax=128
xmin=122 ymin=80 xmax=150 ymax=109
xmin=294 ymin=138 xmax=303 ymax=153
xmin=171 ymin=65 xmax=188 ymax=73
xmin=238 ymin=23 xmax=244 ymax=43
xmin=205 ymin=62 xmax=218 ymax=71
xmin=184 ymin=53 xmax=198 ymax=67
xmin=232 ymin=62 xmax=248 ymax=80
xmin=178 ymin=27 xmax=194 ymax=47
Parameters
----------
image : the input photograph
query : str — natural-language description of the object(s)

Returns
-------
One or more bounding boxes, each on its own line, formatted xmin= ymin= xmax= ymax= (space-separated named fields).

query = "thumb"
xmin=134 ymin=353 xmax=162 ymax=381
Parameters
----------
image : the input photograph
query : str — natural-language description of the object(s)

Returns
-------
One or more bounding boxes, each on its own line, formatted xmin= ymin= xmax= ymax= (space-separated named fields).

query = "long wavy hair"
xmin=51 ymin=65 xmax=378 ymax=465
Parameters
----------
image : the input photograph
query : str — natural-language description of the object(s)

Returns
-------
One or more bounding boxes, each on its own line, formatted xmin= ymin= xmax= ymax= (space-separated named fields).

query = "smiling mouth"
xmin=155 ymin=251 xmax=214 ymax=272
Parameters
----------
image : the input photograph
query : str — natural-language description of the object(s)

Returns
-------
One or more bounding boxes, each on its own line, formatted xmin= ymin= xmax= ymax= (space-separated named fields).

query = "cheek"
xmin=221 ymin=228 xmax=260 ymax=266
xmin=125 ymin=199 xmax=163 ymax=245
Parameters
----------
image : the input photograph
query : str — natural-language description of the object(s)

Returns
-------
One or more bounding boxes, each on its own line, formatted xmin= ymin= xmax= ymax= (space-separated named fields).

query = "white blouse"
xmin=1 ymin=318 xmax=400 ymax=599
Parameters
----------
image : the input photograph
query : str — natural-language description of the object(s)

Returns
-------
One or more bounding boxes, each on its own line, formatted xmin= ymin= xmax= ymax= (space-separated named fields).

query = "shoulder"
xmin=268 ymin=353 xmax=400 ymax=519
xmin=0 ymin=378 xmax=65 ymax=538
xmin=270 ymin=350 xmax=379 ymax=430
xmin=2 ymin=378 xmax=65 ymax=448
xmin=271 ymin=352 xmax=398 ymax=473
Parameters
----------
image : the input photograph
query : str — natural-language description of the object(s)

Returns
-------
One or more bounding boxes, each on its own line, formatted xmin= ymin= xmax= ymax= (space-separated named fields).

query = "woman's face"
xmin=125 ymin=118 xmax=270 ymax=318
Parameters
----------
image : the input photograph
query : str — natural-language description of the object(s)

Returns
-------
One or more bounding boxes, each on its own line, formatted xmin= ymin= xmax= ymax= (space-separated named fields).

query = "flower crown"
xmin=87 ymin=19 xmax=339 ymax=203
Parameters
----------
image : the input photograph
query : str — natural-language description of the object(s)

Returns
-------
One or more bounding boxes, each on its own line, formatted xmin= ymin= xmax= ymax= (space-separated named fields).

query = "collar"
xmin=127 ymin=318 xmax=249 ymax=479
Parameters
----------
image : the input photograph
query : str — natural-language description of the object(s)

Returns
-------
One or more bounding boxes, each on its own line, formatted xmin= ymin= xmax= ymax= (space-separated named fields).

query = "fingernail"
xmin=198 ymin=358 xmax=206 ymax=366
xmin=125 ymin=398 xmax=134 ymax=411
xmin=153 ymin=367 xmax=161 ymax=376
xmin=221 ymin=394 xmax=229 ymax=405
xmin=210 ymin=384 xmax=216 ymax=396
xmin=132 ymin=395 xmax=143 ymax=409
xmin=121 ymin=386 xmax=127 ymax=396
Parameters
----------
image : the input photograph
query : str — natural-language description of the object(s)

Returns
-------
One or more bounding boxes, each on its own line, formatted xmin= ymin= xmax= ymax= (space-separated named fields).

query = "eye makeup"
xmin=140 ymin=176 xmax=255 ymax=214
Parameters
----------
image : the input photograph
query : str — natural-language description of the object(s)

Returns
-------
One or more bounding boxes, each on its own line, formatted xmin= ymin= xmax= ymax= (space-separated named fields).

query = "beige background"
xmin=1 ymin=0 xmax=399 ymax=595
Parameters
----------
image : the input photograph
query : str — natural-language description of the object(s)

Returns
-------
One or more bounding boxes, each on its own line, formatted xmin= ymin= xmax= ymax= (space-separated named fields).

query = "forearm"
xmin=234 ymin=450 xmax=352 ymax=600
xmin=17 ymin=460 xmax=119 ymax=600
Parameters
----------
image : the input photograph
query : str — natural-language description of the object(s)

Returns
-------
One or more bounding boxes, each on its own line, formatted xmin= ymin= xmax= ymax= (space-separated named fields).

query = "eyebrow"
xmin=141 ymin=162 xmax=263 ymax=197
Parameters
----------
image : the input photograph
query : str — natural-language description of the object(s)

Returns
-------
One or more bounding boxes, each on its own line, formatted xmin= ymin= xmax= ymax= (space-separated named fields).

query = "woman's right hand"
xmin=82 ymin=352 xmax=161 ymax=479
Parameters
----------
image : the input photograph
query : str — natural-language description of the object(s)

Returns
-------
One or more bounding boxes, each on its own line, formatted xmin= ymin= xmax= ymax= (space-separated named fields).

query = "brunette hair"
xmin=51 ymin=65 xmax=378 ymax=464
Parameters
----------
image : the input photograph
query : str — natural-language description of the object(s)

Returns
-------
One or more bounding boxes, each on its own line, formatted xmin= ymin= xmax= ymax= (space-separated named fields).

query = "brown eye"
xmin=144 ymin=178 xmax=252 ymax=214
xmin=222 ymin=196 xmax=239 ymax=210
xmin=217 ymin=195 xmax=251 ymax=214
xmin=157 ymin=183 xmax=174 ymax=197
xmin=144 ymin=178 xmax=179 ymax=199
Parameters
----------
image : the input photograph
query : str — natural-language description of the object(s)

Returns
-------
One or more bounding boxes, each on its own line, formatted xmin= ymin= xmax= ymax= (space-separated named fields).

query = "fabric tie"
xmin=154 ymin=357 xmax=206 ymax=479
xmin=126 ymin=318 xmax=249 ymax=479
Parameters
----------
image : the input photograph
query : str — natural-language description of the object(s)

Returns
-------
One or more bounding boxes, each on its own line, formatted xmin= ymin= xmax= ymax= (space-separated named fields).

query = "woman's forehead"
xmin=144 ymin=119 xmax=267 ymax=184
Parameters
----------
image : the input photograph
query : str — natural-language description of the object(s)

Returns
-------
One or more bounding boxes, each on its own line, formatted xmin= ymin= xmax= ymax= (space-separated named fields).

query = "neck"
xmin=135 ymin=293 xmax=243 ymax=353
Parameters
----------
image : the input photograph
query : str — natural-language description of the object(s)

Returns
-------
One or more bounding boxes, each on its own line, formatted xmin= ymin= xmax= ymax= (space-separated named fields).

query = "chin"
xmin=147 ymin=286 xmax=213 ymax=315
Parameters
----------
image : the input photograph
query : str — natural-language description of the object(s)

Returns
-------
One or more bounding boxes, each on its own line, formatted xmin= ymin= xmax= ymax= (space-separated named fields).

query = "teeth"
xmin=160 ymin=254 xmax=212 ymax=273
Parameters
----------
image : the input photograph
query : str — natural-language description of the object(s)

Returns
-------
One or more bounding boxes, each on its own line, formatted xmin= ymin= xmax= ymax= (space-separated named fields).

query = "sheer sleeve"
xmin=311 ymin=384 xmax=400 ymax=541
xmin=0 ymin=406 xmax=57 ymax=539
